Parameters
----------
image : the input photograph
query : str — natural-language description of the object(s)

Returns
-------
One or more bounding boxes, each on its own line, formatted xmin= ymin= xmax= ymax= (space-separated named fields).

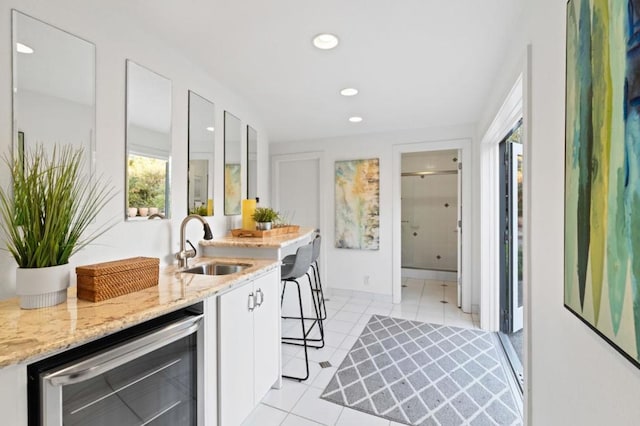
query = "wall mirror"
xmin=224 ymin=111 xmax=241 ymax=215
xmin=247 ymin=125 xmax=258 ymax=201
xmin=12 ymin=11 xmax=96 ymax=174
xmin=125 ymin=60 xmax=172 ymax=220
xmin=188 ymin=91 xmax=215 ymax=216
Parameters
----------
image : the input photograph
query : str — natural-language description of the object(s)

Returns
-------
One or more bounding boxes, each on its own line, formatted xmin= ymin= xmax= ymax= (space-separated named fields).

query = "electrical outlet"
xmin=364 ymin=275 xmax=370 ymax=286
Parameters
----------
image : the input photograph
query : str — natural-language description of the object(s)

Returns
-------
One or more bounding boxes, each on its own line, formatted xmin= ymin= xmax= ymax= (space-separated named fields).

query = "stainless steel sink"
xmin=182 ymin=262 xmax=251 ymax=276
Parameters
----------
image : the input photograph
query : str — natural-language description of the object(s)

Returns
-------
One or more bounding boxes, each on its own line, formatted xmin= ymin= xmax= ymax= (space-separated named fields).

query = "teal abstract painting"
xmin=565 ymin=0 xmax=640 ymax=368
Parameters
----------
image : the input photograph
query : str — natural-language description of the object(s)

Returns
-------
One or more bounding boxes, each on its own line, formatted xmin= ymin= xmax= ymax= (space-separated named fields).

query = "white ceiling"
xmin=114 ymin=0 xmax=524 ymax=142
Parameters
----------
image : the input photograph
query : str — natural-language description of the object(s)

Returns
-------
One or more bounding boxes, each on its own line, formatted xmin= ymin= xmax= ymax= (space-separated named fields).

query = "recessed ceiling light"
xmin=16 ymin=42 xmax=34 ymax=54
xmin=340 ymin=88 xmax=358 ymax=97
xmin=312 ymin=33 xmax=339 ymax=50
xmin=349 ymin=116 xmax=363 ymax=123
xmin=206 ymin=126 xmax=215 ymax=132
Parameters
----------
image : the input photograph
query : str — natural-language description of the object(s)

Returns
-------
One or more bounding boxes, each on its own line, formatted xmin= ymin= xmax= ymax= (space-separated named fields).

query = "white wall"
xmin=0 ymin=1 xmax=270 ymax=299
xmin=270 ymin=124 xmax=474 ymax=299
xmin=493 ymin=1 xmax=640 ymax=424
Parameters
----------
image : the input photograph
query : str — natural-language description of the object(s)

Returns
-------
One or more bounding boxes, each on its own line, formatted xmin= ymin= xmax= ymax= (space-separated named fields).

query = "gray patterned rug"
xmin=321 ymin=315 xmax=522 ymax=425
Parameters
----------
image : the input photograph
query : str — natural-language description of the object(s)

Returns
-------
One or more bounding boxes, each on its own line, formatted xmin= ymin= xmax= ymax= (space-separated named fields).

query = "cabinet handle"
xmin=248 ymin=292 xmax=255 ymax=312
xmin=256 ymin=288 xmax=264 ymax=307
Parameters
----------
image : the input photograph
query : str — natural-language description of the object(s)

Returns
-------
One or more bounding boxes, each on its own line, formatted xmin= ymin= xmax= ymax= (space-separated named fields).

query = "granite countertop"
xmin=0 ymin=257 xmax=279 ymax=368
xmin=199 ymin=226 xmax=315 ymax=249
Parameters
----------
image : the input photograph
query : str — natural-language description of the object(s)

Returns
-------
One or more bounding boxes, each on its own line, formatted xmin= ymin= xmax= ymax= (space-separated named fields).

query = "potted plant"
xmin=0 ymin=145 xmax=116 ymax=309
xmin=252 ymin=207 xmax=279 ymax=230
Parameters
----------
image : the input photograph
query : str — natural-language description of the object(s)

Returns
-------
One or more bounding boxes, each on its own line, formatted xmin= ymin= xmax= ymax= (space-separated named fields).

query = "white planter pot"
xmin=256 ymin=222 xmax=272 ymax=230
xmin=16 ymin=264 xmax=70 ymax=309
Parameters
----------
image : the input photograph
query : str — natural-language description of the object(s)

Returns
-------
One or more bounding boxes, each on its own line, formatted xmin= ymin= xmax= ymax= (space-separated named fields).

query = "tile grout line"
xmin=416 ymin=279 xmax=427 ymax=321
xmin=440 ymin=280 xmax=446 ymax=323
xmin=296 ymin=383 xmax=345 ymax=426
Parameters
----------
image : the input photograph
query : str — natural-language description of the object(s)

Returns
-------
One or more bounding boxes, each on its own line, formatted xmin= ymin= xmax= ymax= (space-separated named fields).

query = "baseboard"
xmin=401 ymin=267 xmax=457 ymax=281
xmin=325 ymin=287 xmax=393 ymax=303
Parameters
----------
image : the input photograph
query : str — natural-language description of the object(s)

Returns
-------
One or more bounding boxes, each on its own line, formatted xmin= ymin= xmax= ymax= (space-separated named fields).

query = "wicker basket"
xmin=76 ymin=257 xmax=160 ymax=302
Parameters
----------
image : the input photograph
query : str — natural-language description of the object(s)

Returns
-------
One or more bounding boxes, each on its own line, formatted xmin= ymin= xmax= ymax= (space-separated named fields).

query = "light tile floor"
xmin=242 ymin=278 xmax=480 ymax=426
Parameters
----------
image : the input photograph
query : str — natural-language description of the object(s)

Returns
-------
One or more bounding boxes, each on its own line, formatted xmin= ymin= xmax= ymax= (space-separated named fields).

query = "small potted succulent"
xmin=0 ymin=144 xmax=116 ymax=309
xmin=251 ymin=207 xmax=279 ymax=231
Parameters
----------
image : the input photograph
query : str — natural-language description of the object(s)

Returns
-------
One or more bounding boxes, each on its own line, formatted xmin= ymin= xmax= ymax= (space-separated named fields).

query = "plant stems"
xmin=0 ymin=145 xmax=116 ymax=268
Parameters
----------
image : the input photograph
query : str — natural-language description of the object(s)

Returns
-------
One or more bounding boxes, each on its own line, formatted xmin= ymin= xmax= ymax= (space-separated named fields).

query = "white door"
xmin=511 ymin=143 xmax=524 ymax=331
xmin=272 ymin=154 xmax=321 ymax=230
xmin=499 ymin=140 xmax=523 ymax=333
xmin=252 ymin=271 xmax=280 ymax=403
xmin=272 ymin=153 xmax=322 ymax=318
xmin=218 ymin=283 xmax=255 ymax=426
xmin=457 ymin=155 xmax=462 ymax=308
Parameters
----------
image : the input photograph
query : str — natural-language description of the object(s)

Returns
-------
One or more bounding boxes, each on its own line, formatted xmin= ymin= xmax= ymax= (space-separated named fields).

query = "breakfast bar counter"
xmin=200 ymin=227 xmax=317 ymax=316
xmin=199 ymin=226 xmax=316 ymax=255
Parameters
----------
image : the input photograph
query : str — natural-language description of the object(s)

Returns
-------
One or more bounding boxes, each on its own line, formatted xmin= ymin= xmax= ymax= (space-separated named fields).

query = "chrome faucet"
xmin=176 ymin=214 xmax=214 ymax=268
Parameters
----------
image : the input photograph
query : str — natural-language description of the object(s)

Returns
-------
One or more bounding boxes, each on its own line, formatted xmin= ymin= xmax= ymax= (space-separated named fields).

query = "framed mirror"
xmin=224 ymin=111 xmax=241 ymax=215
xmin=12 ymin=11 xmax=96 ymax=174
xmin=247 ymin=125 xmax=258 ymax=201
xmin=188 ymin=91 xmax=215 ymax=216
xmin=125 ymin=60 xmax=172 ymax=220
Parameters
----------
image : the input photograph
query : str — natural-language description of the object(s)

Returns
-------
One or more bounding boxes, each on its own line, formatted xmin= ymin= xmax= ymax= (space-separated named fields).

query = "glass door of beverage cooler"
xmin=30 ymin=310 xmax=203 ymax=426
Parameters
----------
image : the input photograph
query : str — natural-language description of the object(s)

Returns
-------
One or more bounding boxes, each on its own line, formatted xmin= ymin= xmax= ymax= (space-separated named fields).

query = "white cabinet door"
xmin=218 ymin=282 xmax=255 ymax=426
xmin=0 ymin=365 xmax=27 ymax=426
xmin=203 ymin=297 xmax=217 ymax=426
xmin=252 ymin=270 xmax=280 ymax=403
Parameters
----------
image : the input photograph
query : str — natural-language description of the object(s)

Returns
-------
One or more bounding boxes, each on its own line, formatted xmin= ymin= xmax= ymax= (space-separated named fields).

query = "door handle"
xmin=248 ymin=292 xmax=255 ymax=312
xmin=44 ymin=314 xmax=203 ymax=386
xmin=255 ymin=288 xmax=264 ymax=307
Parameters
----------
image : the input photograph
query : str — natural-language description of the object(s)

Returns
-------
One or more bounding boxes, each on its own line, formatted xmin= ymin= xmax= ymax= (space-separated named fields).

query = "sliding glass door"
xmin=499 ymin=125 xmax=523 ymax=334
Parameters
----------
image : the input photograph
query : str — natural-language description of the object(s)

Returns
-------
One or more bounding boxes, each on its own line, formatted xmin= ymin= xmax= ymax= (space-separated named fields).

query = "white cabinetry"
xmin=203 ymin=296 xmax=217 ymax=426
xmin=218 ymin=269 xmax=280 ymax=425
xmin=0 ymin=364 xmax=27 ymax=426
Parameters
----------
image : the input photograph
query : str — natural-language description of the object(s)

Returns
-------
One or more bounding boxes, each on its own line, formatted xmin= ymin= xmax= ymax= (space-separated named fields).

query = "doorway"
xmin=498 ymin=120 xmax=524 ymax=392
xmin=399 ymin=149 xmax=473 ymax=327
xmin=392 ymin=138 xmax=471 ymax=313
xmin=401 ymin=150 xmax=460 ymax=284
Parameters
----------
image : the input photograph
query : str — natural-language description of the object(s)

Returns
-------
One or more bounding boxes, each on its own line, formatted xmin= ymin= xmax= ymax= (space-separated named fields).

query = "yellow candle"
xmin=242 ymin=199 xmax=256 ymax=230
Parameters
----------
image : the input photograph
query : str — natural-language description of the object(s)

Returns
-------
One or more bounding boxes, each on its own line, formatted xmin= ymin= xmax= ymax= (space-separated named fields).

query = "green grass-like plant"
xmin=252 ymin=207 xmax=279 ymax=223
xmin=0 ymin=144 xmax=117 ymax=268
